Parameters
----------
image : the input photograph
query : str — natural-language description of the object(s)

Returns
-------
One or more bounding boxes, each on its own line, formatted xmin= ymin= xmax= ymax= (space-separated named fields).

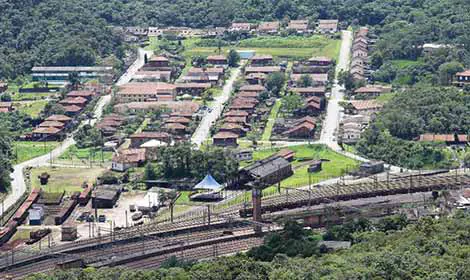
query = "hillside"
xmin=25 ymin=215 xmax=470 ymax=279
xmin=2 ymin=0 xmax=470 ymax=80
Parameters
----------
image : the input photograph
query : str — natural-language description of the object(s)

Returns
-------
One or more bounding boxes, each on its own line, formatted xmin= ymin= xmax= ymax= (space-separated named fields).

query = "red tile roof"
xmin=224 ymin=110 xmax=249 ymax=117
xmin=59 ymin=97 xmax=88 ymax=105
xmin=239 ymin=84 xmax=266 ymax=92
xmin=39 ymin=121 xmax=65 ymax=128
xmin=119 ymin=82 xmax=176 ymax=94
xmin=213 ymin=131 xmax=239 ymax=139
xmin=45 ymin=115 xmax=72 ymax=122
xmin=419 ymin=134 xmax=470 ymax=143
xmin=113 ymin=148 xmax=146 ymax=163
xmin=67 ymin=90 xmax=95 ymax=98
xmin=291 ymin=87 xmax=326 ymax=95
xmin=62 ymin=105 xmax=82 ymax=113
xmin=166 ymin=117 xmax=192 ymax=124
xmin=33 ymin=127 xmax=62 ymax=134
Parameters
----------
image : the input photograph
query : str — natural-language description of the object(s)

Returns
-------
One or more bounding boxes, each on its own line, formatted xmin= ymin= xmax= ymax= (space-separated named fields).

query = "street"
xmin=319 ymin=30 xmax=352 ymax=150
xmin=191 ymin=64 xmax=244 ymax=148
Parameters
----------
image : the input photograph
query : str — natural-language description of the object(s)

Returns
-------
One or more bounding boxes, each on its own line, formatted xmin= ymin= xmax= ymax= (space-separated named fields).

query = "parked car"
xmin=98 ymin=215 xmax=106 ymax=223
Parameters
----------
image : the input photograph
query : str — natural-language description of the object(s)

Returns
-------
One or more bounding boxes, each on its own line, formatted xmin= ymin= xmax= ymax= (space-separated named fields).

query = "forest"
xmin=356 ymin=86 xmax=470 ymax=169
xmin=25 ymin=214 xmax=470 ymax=279
xmin=2 ymin=0 xmax=470 ymax=81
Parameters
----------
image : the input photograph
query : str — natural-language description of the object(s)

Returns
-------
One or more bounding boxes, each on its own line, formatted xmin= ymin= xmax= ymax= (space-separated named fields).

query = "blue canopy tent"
xmin=193 ymin=174 xmax=222 ymax=191
xmin=191 ymin=174 xmax=223 ymax=202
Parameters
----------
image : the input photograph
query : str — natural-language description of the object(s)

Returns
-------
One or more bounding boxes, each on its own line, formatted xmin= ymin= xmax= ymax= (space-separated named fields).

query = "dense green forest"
xmin=356 ymin=86 xmax=470 ymax=169
xmin=25 ymin=214 xmax=470 ymax=279
xmin=2 ymin=0 xmax=470 ymax=81
xmin=0 ymin=1 xmax=127 ymax=80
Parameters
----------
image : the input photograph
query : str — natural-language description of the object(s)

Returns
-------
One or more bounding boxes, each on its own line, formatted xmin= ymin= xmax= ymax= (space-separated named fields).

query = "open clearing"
xmin=242 ymin=144 xmax=359 ymax=188
xmin=31 ymin=167 xmax=104 ymax=194
xmin=13 ymin=141 xmax=59 ymax=164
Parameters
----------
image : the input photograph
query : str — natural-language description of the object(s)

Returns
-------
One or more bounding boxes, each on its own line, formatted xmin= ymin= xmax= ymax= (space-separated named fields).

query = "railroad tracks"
xmin=1 ymin=172 xmax=469 ymax=278
xmin=0 ymin=221 xmax=269 ymax=279
xmin=240 ymin=173 xmax=470 ymax=216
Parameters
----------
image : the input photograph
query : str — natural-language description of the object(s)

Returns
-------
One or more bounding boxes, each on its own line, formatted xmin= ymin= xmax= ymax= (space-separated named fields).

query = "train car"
xmin=54 ymin=200 xmax=78 ymax=225
xmin=78 ymin=184 xmax=93 ymax=206
xmin=13 ymin=188 xmax=40 ymax=223
xmin=0 ymin=220 xmax=18 ymax=245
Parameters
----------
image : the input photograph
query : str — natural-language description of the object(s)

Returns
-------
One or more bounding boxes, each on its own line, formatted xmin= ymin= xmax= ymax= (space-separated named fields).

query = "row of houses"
xmin=272 ymin=56 xmax=333 ymax=140
xmin=338 ymin=100 xmax=383 ymax=145
xmin=351 ymin=27 xmax=372 ymax=81
xmin=213 ymin=83 xmax=269 ymax=146
xmin=123 ymin=19 xmax=339 ymax=40
xmin=230 ymin=19 xmax=338 ymax=34
xmin=30 ymin=89 xmax=98 ymax=140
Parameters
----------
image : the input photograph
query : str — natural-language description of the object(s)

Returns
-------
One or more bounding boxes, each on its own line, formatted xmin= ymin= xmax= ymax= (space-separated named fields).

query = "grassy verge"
xmin=31 ymin=167 xmax=104 ymax=194
xmin=15 ymin=100 xmax=48 ymax=117
xmin=243 ymin=144 xmax=360 ymax=188
xmin=13 ymin=141 xmax=59 ymax=164
xmin=375 ymin=92 xmax=397 ymax=104
xmin=59 ymin=145 xmax=114 ymax=163
xmin=261 ymin=99 xmax=281 ymax=142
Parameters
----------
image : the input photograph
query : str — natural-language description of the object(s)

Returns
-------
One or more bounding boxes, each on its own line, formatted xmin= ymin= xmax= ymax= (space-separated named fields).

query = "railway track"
xmin=240 ymin=173 xmax=470 ymax=216
xmin=124 ymin=237 xmax=263 ymax=270
xmin=0 ymin=222 xmax=264 ymax=279
xmin=1 ymin=172 xmax=468 ymax=279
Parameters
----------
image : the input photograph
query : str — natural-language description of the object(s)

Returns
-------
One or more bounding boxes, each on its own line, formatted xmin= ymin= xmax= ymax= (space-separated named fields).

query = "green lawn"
xmin=375 ymin=92 xmax=397 ymax=104
xmin=31 ymin=167 xmax=104 ymax=194
xmin=10 ymin=92 xmax=57 ymax=101
xmin=390 ymin=59 xmax=424 ymax=69
xmin=242 ymin=144 xmax=360 ymax=188
xmin=175 ymin=191 xmax=192 ymax=204
xmin=261 ymin=99 xmax=281 ymax=141
xmin=13 ymin=141 xmax=59 ymax=164
xmin=59 ymin=145 xmax=113 ymax=163
xmin=147 ymin=36 xmax=341 ymax=61
xmin=15 ymin=100 xmax=48 ymax=117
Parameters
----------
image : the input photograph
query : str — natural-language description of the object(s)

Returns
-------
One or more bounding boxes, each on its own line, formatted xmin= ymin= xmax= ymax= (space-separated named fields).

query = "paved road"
xmin=319 ymin=30 xmax=352 ymax=151
xmin=191 ymin=64 xmax=244 ymax=148
xmin=0 ymin=48 xmax=150 ymax=217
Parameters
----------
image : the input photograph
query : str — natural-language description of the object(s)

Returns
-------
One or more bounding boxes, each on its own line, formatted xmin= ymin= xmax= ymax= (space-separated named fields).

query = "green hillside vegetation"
xmin=357 ymin=86 xmax=470 ymax=169
xmin=26 ymin=214 xmax=470 ymax=279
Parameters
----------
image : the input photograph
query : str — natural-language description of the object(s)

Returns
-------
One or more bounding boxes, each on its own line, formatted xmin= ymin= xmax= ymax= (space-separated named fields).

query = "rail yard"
xmin=0 ymin=170 xmax=469 ymax=279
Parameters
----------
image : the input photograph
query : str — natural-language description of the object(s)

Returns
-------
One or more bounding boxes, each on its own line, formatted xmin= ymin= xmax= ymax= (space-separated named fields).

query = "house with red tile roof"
xmin=213 ymin=131 xmax=239 ymax=146
xmin=117 ymin=82 xmax=177 ymax=103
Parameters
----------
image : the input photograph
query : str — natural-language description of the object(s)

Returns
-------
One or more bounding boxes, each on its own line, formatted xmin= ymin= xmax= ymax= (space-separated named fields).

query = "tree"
xmin=282 ymin=93 xmax=303 ymax=115
xmin=438 ymin=61 xmax=464 ymax=85
xmin=463 ymin=152 xmax=470 ymax=168
xmin=297 ymin=74 xmax=313 ymax=87
xmin=0 ymin=129 xmax=12 ymax=191
xmin=227 ymin=49 xmax=240 ymax=67
xmin=143 ymin=163 xmax=158 ymax=181
xmin=337 ymin=70 xmax=355 ymax=91
xmin=68 ymin=72 xmax=80 ymax=89
xmin=0 ymin=93 xmax=12 ymax=102
xmin=266 ymin=72 xmax=286 ymax=96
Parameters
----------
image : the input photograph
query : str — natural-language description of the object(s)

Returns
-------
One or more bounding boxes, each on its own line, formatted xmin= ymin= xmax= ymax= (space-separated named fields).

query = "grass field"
xmin=31 ymin=167 xmax=104 ymax=194
xmin=13 ymin=141 xmax=59 ymax=164
xmin=242 ymin=144 xmax=359 ymax=188
xmin=149 ymin=36 xmax=341 ymax=61
xmin=15 ymin=100 xmax=48 ymax=117
xmin=59 ymin=145 xmax=114 ymax=163
xmin=261 ymin=99 xmax=281 ymax=141
xmin=375 ymin=92 xmax=397 ymax=103
xmin=390 ymin=59 xmax=424 ymax=69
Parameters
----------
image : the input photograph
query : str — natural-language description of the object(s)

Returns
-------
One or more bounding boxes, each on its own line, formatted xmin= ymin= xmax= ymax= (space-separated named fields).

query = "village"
xmin=0 ymin=16 xmax=470 ymax=253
